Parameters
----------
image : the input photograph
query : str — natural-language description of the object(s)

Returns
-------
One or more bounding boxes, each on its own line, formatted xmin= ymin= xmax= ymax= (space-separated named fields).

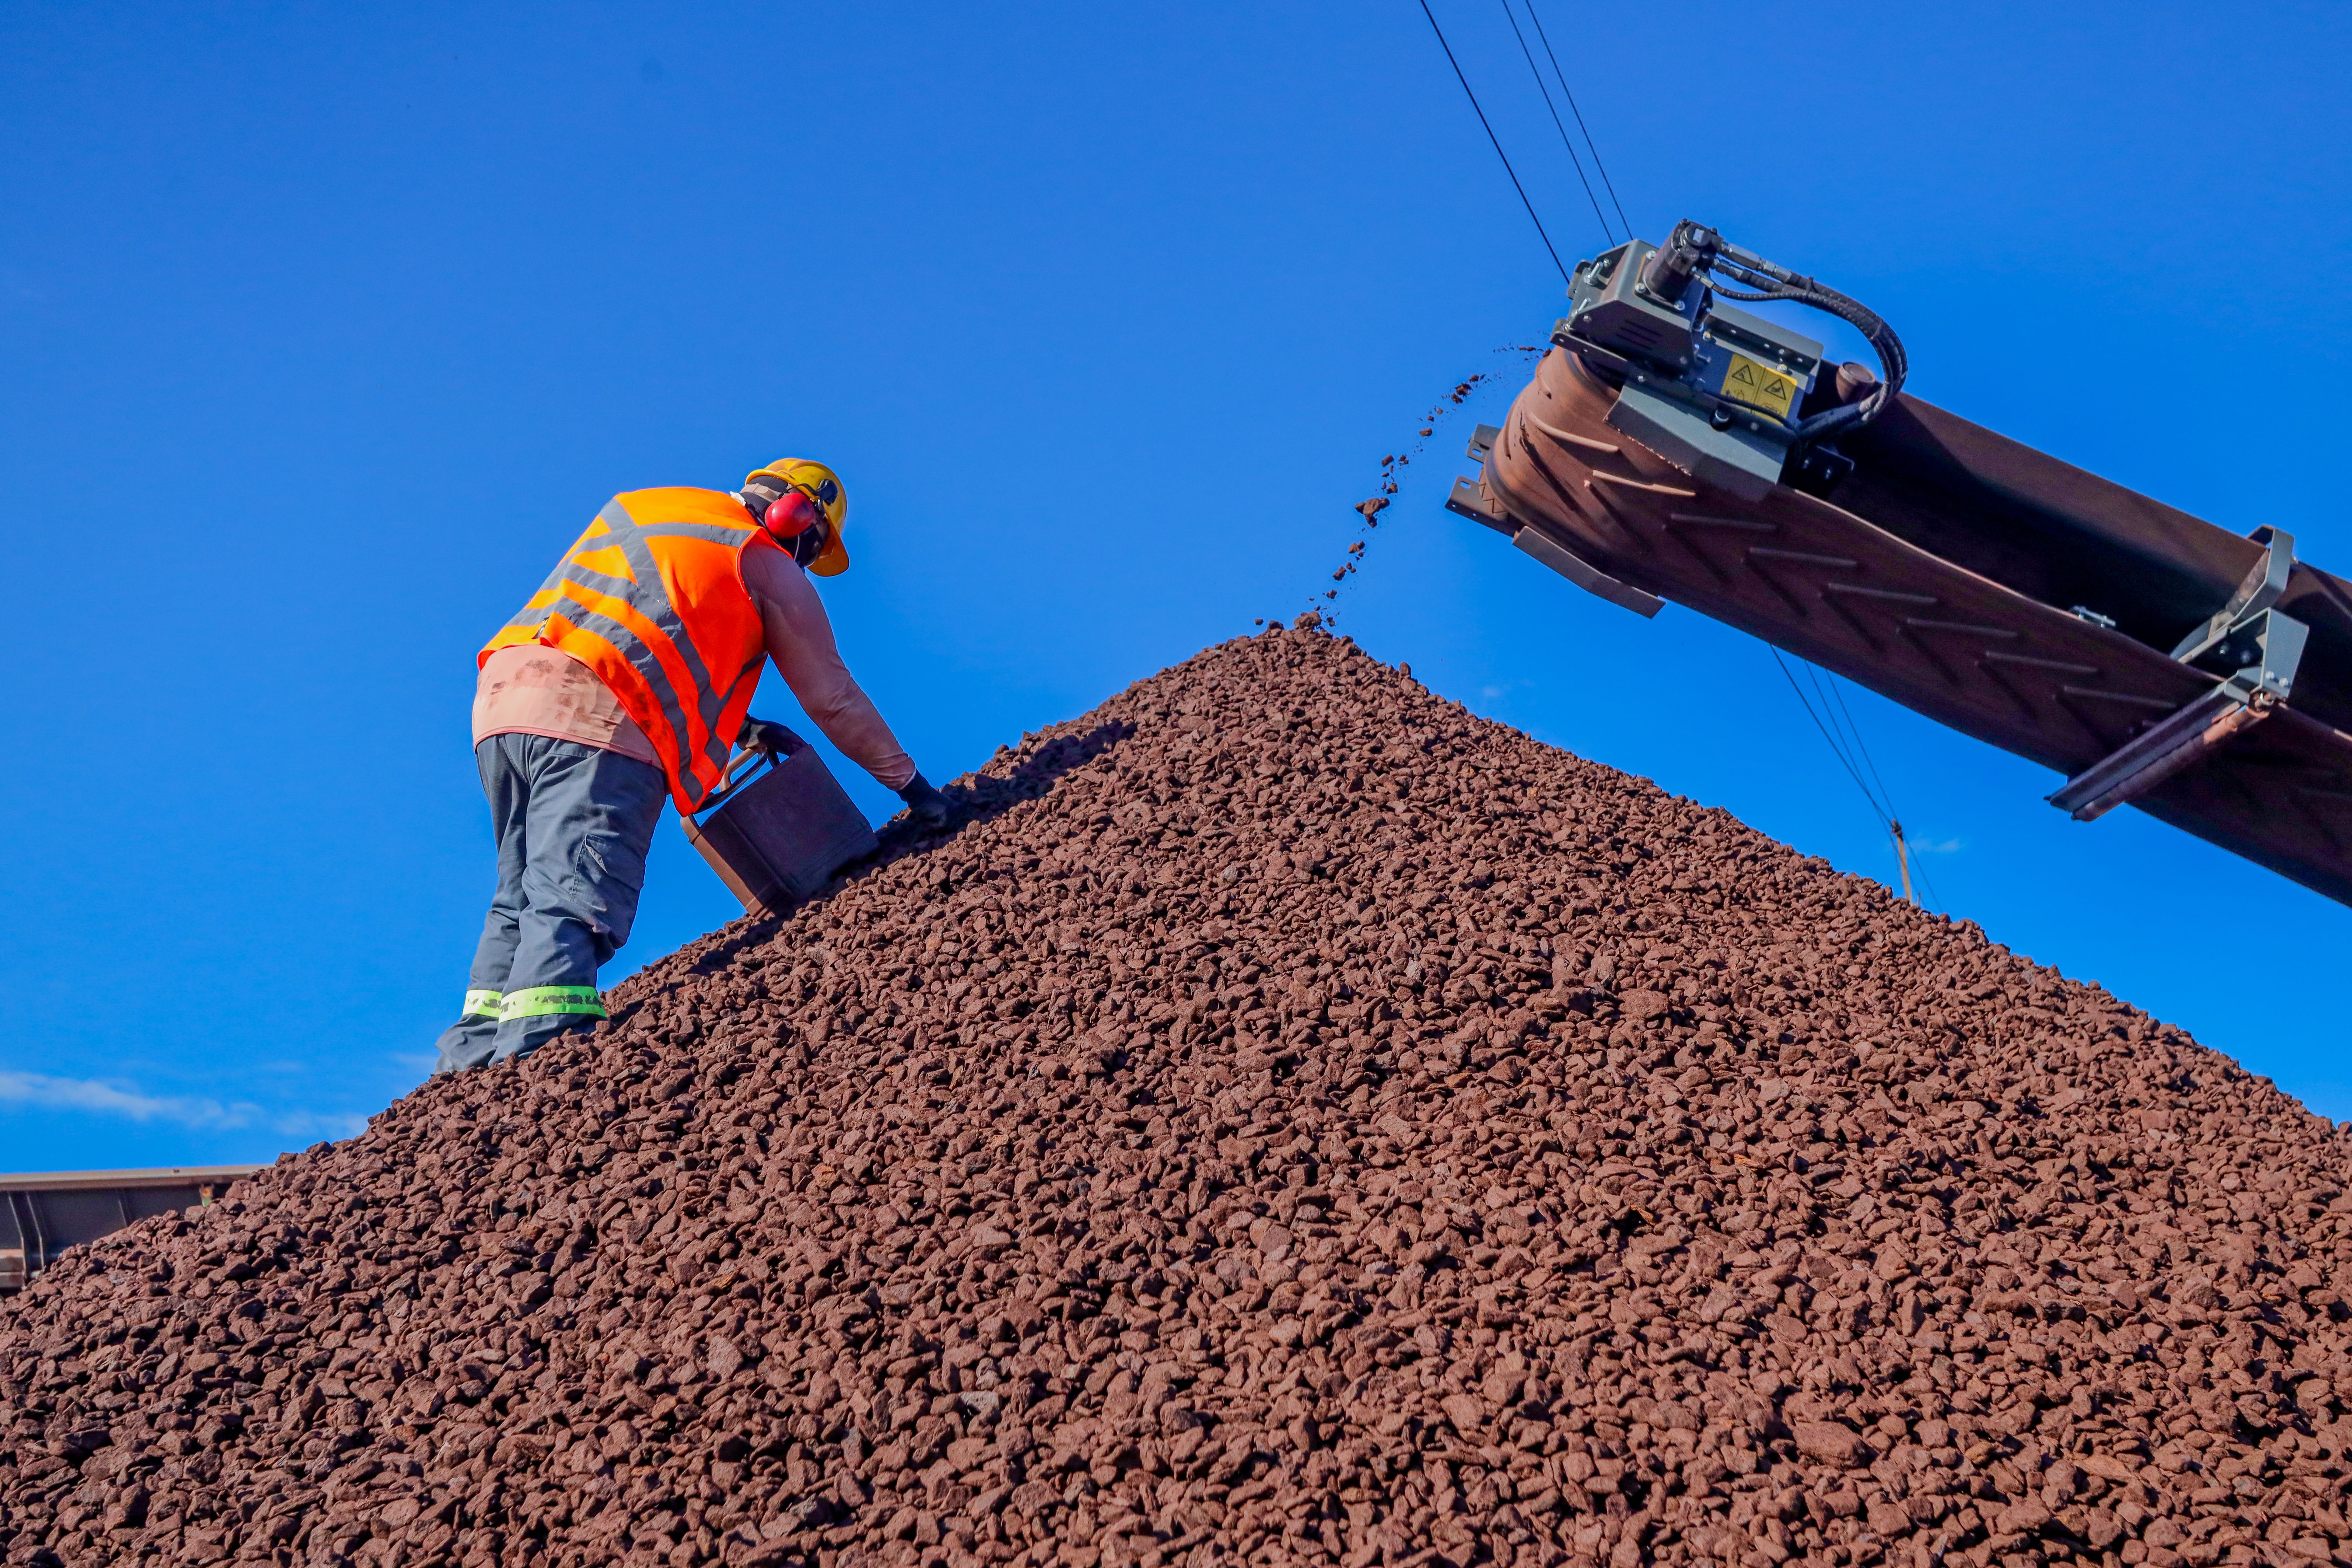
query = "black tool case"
xmin=680 ymin=729 xmax=877 ymax=917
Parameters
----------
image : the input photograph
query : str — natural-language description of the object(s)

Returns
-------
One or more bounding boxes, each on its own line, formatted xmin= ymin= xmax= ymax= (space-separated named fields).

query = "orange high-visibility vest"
xmin=482 ymin=488 xmax=772 ymax=812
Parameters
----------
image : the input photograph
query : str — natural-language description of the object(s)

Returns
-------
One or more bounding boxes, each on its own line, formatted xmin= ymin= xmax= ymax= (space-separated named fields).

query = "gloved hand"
xmin=738 ymin=717 xmax=804 ymax=756
xmin=896 ymin=772 xmax=951 ymax=828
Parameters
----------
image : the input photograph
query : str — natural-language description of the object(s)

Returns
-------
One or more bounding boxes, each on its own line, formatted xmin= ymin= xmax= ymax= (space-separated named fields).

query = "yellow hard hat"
xmin=745 ymin=457 xmax=850 ymax=576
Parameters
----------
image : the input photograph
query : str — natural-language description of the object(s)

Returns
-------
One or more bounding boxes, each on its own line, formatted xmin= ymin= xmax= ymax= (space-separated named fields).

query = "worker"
xmin=433 ymin=460 xmax=948 ymax=1074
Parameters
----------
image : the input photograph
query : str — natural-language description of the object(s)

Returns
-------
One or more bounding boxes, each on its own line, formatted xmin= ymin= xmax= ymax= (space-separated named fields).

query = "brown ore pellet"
xmin=5 ymin=623 xmax=2350 ymax=1568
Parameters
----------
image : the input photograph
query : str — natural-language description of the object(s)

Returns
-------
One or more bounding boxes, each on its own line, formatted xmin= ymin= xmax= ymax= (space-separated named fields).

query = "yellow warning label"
xmin=1721 ymin=352 xmax=1798 ymax=420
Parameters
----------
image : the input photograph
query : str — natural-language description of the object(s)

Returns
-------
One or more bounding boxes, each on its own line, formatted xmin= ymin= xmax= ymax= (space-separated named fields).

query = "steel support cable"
xmin=1823 ymin=671 xmax=1947 ymax=915
xmin=1773 ymin=653 xmax=1928 ymax=909
xmin=1780 ymin=653 xmax=1942 ymax=913
xmin=1912 ymin=854 xmax=1949 ymax=917
xmin=1522 ymin=0 xmax=1632 ymax=240
xmin=1495 ymin=0 xmax=1615 ymax=245
xmin=1809 ymin=664 xmax=1938 ymax=912
xmin=1825 ymin=672 xmax=1899 ymax=824
xmin=1806 ymin=663 xmax=1889 ymax=819
xmin=1772 ymin=649 xmax=1889 ymax=830
xmin=1813 ymin=672 xmax=1903 ymax=855
xmin=1414 ymin=0 xmax=1572 ymax=284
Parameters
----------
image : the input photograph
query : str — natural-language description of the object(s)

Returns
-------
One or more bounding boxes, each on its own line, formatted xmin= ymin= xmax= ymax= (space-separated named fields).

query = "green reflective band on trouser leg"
xmin=498 ymin=986 xmax=608 ymax=1021
xmin=461 ymin=989 xmax=503 ymax=1021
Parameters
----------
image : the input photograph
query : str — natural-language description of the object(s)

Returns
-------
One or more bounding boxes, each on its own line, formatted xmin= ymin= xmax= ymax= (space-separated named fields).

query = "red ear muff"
xmin=763 ymin=491 xmax=818 ymax=538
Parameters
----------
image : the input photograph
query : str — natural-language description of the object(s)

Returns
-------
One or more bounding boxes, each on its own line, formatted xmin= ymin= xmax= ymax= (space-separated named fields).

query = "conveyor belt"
xmin=1456 ymin=346 xmax=2352 ymax=906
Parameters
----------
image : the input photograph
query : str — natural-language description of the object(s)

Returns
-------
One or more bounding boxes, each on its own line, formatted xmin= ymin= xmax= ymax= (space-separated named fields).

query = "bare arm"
xmin=738 ymin=541 xmax=917 ymax=791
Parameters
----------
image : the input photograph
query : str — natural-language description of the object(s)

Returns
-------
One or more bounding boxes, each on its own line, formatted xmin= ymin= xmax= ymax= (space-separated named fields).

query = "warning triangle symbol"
xmin=1764 ymin=376 xmax=1788 ymax=399
xmin=1729 ymin=363 xmax=1757 ymax=386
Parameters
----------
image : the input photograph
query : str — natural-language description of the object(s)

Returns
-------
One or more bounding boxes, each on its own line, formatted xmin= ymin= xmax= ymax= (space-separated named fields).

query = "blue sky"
xmin=4 ymin=1 xmax=2347 ymax=1172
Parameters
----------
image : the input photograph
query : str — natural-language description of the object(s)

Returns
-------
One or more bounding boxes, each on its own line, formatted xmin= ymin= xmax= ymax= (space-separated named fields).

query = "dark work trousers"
xmin=433 ymin=734 xmax=667 ymax=1073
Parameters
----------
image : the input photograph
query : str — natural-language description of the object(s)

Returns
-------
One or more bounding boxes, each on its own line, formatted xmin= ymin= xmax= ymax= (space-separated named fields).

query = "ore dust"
xmin=5 ymin=625 xmax=2347 ymax=1568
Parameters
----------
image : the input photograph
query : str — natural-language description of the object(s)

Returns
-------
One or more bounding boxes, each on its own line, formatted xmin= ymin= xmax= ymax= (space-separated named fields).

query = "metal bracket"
xmin=1445 ymin=479 xmax=1511 ymax=534
xmin=2050 ymin=527 xmax=2308 ymax=820
xmin=2171 ymin=526 xmax=2295 ymax=663
xmin=1444 ymin=424 xmax=1515 ymax=536
xmin=2200 ymin=604 xmax=2308 ymax=702
xmin=2048 ymin=687 xmax=2278 ymax=820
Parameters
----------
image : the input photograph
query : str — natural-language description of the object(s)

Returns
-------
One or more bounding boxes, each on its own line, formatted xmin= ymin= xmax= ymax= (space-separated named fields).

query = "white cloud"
xmin=273 ymin=1109 xmax=372 ymax=1142
xmin=0 ymin=1072 xmax=365 ymax=1141
xmin=1912 ymin=837 xmax=1966 ymax=854
xmin=0 ymin=1071 xmax=250 ymax=1127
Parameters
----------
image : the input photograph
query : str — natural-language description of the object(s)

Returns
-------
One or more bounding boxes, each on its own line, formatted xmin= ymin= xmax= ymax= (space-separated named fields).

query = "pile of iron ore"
xmin=7 ymin=621 xmax=2352 ymax=1568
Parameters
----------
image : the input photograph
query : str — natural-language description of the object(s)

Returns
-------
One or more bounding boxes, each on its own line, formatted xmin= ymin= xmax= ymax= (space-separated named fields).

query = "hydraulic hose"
xmin=1642 ymin=221 xmax=1908 ymax=448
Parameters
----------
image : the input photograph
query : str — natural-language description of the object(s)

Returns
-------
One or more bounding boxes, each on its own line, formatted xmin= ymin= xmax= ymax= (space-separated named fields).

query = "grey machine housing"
xmin=1557 ymin=237 xmax=1828 ymax=503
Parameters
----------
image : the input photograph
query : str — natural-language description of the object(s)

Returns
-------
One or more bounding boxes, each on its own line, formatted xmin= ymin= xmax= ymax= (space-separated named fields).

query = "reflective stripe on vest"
xmin=498 ymin=986 xmax=607 ymax=1021
xmin=482 ymin=489 xmax=770 ymax=811
xmin=461 ymin=988 xmax=503 ymax=1021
